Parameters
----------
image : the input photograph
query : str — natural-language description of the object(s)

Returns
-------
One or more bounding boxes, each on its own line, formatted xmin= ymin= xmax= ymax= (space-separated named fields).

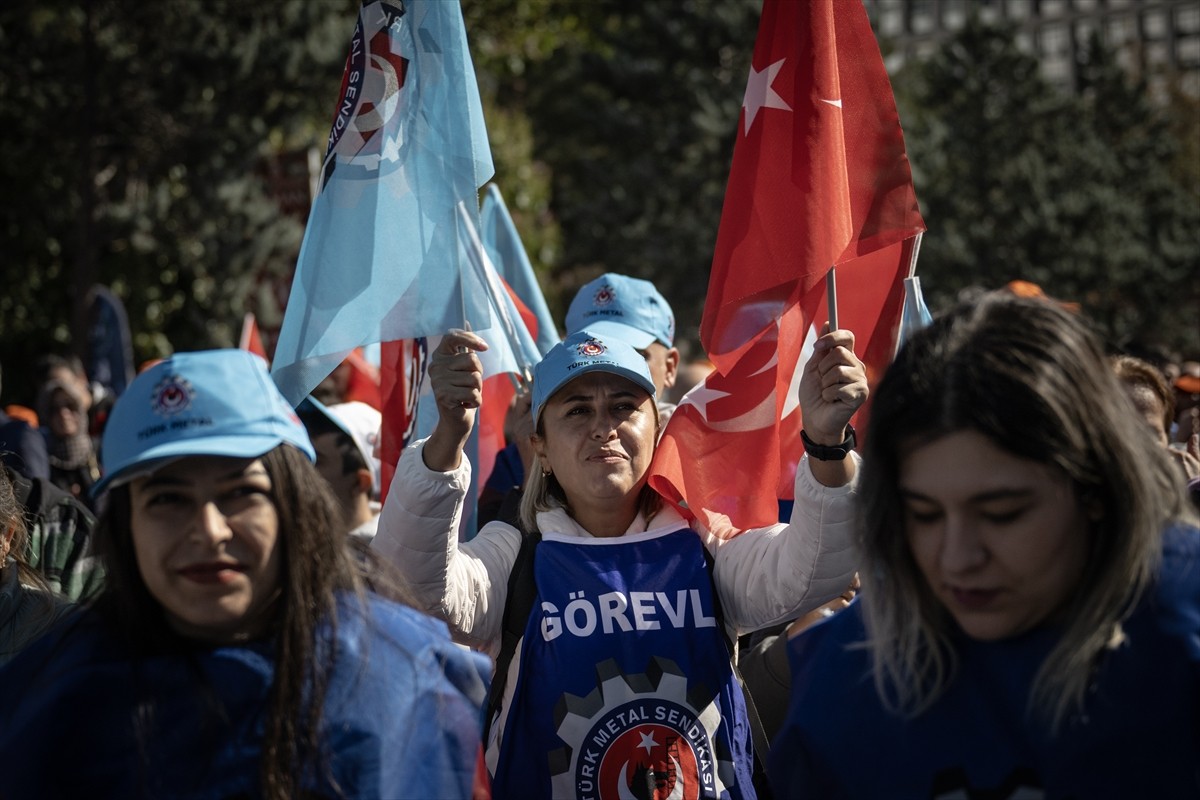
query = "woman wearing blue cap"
xmin=374 ymin=327 xmax=866 ymax=799
xmin=0 ymin=349 xmax=489 ymax=799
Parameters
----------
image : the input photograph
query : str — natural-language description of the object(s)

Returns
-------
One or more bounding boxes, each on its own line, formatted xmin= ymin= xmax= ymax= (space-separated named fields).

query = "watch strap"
xmin=801 ymin=424 xmax=856 ymax=461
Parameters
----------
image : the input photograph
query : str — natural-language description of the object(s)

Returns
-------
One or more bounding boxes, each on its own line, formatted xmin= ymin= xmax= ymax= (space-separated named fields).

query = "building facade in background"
xmin=864 ymin=0 xmax=1200 ymax=98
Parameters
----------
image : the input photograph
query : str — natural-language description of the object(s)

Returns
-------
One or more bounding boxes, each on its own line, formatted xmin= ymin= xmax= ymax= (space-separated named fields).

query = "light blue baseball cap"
xmin=94 ymin=349 xmax=315 ymax=495
xmin=565 ymin=273 xmax=675 ymax=350
xmin=531 ymin=331 xmax=657 ymax=426
xmin=297 ymin=396 xmax=382 ymax=497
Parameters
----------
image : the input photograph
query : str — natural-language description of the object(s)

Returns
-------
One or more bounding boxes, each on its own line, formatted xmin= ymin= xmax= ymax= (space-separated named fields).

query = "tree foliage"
xmin=515 ymin=0 xmax=761 ymax=352
xmin=2 ymin=2 xmax=1196 ymax=409
xmin=0 ymin=0 xmax=355 ymax=403
xmin=893 ymin=17 xmax=1199 ymax=354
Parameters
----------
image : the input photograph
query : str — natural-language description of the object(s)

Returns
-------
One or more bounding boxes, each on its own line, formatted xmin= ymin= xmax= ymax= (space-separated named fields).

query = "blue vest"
xmin=492 ymin=526 xmax=757 ymax=799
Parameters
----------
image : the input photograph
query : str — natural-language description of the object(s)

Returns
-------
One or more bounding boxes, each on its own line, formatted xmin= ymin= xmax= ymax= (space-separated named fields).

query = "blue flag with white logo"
xmin=272 ymin=0 xmax=494 ymax=405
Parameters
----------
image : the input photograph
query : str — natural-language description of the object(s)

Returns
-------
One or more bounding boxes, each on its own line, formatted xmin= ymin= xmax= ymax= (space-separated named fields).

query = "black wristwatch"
xmin=801 ymin=425 xmax=856 ymax=461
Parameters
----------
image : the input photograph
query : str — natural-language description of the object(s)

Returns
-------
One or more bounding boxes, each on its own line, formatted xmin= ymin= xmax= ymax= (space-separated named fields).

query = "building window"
xmin=1039 ymin=0 xmax=1068 ymax=18
xmin=1006 ymin=0 xmax=1030 ymax=20
xmin=1107 ymin=14 xmax=1136 ymax=46
xmin=941 ymin=0 xmax=969 ymax=28
xmin=1177 ymin=5 xmax=1200 ymax=35
xmin=910 ymin=0 xmax=937 ymax=35
xmin=877 ymin=5 xmax=906 ymax=37
xmin=1041 ymin=24 xmax=1070 ymax=56
xmin=1179 ymin=35 xmax=1200 ymax=67
xmin=1142 ymin=9 xmax=1168 ymax=40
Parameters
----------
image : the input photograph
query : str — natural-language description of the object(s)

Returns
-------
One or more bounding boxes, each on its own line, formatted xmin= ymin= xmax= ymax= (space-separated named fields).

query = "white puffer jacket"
xmin=372 ymin=438 xmax=860 ymax=771
xmin=373 ymin=438 xmax=859 ymax=651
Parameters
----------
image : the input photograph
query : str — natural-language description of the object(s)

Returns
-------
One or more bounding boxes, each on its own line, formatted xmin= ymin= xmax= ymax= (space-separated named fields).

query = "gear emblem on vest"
xmin=548 ymin=656 xmax=732 ymax=800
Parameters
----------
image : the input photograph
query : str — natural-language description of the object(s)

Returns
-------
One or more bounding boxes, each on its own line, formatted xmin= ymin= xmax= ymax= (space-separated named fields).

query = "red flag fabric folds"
xmin=378 ymin=338 xmax=427 ymax=503
xmin=650 ymin=0 xmax=925 ymax=534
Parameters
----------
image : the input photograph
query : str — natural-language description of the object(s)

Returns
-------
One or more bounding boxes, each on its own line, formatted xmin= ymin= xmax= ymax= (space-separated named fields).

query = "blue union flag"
xmin=272 ymin=0 xmax=494 ymax=406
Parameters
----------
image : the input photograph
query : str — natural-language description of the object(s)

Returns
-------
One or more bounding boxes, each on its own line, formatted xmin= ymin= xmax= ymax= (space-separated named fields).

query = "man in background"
xmin=298 ymin=398 xmax=383 ymax=541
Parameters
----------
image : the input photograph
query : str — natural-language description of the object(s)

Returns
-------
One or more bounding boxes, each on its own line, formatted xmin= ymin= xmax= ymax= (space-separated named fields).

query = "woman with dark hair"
xmin=0 ymin=467 xmax=72 ymax=666
xmin=375 ymin=327 xmax=865 ymax=798
xmin=770 ymin=291 xmax=1199 ymax=798
xmin=0 ymin=349 xmax=488 ymax=799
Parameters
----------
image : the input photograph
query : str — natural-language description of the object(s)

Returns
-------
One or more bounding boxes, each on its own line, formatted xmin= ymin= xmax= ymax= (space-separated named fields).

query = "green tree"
xmin=0 ymin=0 xmax=354 ymax=403
xmin=509 ymin=0 xmax=761 ymax=350
xmin=893 ymin=17 xmax=1199 ymax=353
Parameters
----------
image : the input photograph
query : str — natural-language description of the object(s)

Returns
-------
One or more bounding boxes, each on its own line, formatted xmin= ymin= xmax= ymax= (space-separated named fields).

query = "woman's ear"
xmin=530 ymin=434 xmax=548 ymax=471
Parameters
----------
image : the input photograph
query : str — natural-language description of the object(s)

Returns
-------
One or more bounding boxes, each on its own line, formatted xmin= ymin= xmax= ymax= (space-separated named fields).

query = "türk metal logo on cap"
xmin=151 ymin=374 xmax=195 ymax=417
xmin=576 ymin=338 xmax=607 ymax=358
xmin=592 ymin=284 xmax=616 ymax=308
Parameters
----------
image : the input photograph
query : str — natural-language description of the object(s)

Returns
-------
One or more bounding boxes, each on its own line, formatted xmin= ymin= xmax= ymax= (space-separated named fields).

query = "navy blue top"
xmin=769 ymin=524 xmax=1200 ymax=799
xmin=0 ymin=593 xmax=490 ymax=799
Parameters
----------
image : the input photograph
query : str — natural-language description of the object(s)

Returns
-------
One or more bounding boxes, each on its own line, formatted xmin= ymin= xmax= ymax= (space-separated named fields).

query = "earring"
xmin=542 ymin=468 xmax=552 ymax=477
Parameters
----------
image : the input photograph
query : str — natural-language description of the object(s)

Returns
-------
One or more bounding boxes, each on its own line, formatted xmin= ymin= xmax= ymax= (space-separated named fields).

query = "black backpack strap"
xmin=700 ymin=543 xmax=774 ymax=798
xmin=481 ymin=525 xmax=541 ymax=746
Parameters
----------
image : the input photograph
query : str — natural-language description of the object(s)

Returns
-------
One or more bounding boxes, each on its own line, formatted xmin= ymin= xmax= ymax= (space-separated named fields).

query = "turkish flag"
xmin=343 ymin=347 xmax=383 ymax=410
xmin=649 ymin=0 xmax=924 ymax=534
xmin=378 ymin=338 xmax=427 ymax=503
xmin=239 ymin=313 xmax=268 ymax=361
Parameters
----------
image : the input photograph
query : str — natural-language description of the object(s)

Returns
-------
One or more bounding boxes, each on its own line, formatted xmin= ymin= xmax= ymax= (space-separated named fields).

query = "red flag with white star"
xmin=649 ymin=0 xmax=924 ymax=534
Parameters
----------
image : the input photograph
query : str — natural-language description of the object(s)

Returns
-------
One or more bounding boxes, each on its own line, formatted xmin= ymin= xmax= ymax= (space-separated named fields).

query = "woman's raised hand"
xmin=797 ymin=327 xmax=868 ymax=487
xmin=798 ymin=327 xmax=868 ymax=442
xmin=423 ymin=329 xmax=488 ymax=472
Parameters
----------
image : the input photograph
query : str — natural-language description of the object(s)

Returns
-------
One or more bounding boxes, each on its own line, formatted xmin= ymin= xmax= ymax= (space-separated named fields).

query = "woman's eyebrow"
xmin=900 ymin=487 xmax=1036 ymax=503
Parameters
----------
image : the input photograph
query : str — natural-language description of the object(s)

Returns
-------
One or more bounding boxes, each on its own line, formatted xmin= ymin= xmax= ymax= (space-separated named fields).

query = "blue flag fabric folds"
xmin=272 ymin=0 xmax=494 ymax=405
xmin=479 ymin=184 xmax=560 ymax=358
xmin=459 ymin=202 xmax=541 ymax=381
xmin=896 ymin=276 xmax=934 ymax=355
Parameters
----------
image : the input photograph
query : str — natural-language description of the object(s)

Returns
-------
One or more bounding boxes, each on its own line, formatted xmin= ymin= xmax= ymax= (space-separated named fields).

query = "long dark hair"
xmin=93 ymin=444 xmax=411 ymax=798
xmin=857 ymin=291 xmax=1187 ymax=730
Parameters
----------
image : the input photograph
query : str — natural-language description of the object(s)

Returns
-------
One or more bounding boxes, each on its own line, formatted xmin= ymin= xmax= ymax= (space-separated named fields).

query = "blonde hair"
xmin=518 ymin=402 xmax=662 ymax=534
xmin=858 ymin=291 xmax=1189 ymax=732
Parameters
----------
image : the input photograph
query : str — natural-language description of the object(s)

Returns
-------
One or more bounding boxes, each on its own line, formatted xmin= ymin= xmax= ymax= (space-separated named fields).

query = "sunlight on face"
xmin=901 ymin=430 xmax=1090 ymax=641
xmin=533 ymin=372 xmax=658 ymax=526
xmin=129 ymin=456 xmax=282 ymax=644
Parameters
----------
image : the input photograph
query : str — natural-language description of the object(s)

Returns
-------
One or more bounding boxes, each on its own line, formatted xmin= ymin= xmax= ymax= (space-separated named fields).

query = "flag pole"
xmin=455 ymin=202 xmax=472 ymax=353
xmin=905 ymin=231 xmax=924 ymax=278
xmin=825 ymin=267 xmax=839 ymax=331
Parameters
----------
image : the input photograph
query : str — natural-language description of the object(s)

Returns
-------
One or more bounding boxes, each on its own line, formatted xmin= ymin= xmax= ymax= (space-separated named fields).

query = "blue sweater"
xmin=769 ymin=525 xmax=1200 ymax=799
xmin=0 ymin=593 xmax=490 ymax=799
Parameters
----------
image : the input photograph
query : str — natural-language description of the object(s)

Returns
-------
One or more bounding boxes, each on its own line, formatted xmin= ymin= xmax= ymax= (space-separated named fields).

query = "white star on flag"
xmin=679 ymin=381 xmax=730 ymax=422
xmin=638 ymin=731 xmax=659 ymax=754
xmin=742 ymin=58 xmax=791 ymax=135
